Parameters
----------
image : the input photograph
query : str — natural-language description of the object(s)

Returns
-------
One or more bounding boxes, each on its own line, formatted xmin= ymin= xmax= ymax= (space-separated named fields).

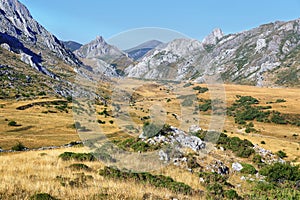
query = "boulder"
xmin=232 ymin=162 xmax=243 ymax=172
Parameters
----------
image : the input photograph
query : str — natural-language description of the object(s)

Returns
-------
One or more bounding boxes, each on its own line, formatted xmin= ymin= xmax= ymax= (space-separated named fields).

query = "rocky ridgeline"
xmin=0 ymin=0 xmax=80 ymax=66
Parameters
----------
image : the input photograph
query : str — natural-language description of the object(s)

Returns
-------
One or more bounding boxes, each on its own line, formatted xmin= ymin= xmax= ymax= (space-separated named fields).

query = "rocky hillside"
xmin=125 ymin=19 xmax=300 ymax=87
xmin=74 ymin=36 xmax=133 ymax=76
xmin=0 ymin=0 xmax=81 ymax=67
xmin=0 ymin=0 xmax=84 ymax=98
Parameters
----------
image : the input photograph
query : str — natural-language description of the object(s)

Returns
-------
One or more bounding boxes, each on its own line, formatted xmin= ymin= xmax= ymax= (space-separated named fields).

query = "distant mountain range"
xmin=0 ymin=0 xmax=299 ymax=96
xmin=125 ymin=40 xmax=163 ymax=60
xmin=62 ymin=41 xmax=82 ymax=52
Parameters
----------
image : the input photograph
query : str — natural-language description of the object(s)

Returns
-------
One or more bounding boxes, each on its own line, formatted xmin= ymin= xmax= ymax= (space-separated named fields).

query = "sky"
xmin=19 ymin=0 xmax=300 ymax=49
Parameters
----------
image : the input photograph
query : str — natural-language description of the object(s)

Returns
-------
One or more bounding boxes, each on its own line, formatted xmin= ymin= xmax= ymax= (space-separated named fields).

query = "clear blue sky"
xmin=19 ymin=0 xmax=300 ymax=48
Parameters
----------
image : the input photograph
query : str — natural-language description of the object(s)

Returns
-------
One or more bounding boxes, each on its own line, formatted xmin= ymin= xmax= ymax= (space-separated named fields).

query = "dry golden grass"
xmin=0 ymin=147 xmax=205 ymax=200
xmin=1 ymin=81 xmax=299 ymax=162
xmin=0 ymin=98 xmax=79 ymax=149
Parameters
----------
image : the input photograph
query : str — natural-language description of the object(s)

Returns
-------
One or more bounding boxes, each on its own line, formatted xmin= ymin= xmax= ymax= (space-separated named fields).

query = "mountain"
xmin=0 ymin=0 xmax=84 ymax=98
xmin=62 ymin=41 xmax=82 ymax=52
xmin=74 ymin=36 xmax=133 ymax=76
xmin=125 ymin=19 xmax=300 ymax=87
xmin=124 ymin=38 xmax=204 ymax=80
xmin=125 ymin=40 xmax=163 ymax=60
xmin=0 ymin=0 xmax=81 ymax=67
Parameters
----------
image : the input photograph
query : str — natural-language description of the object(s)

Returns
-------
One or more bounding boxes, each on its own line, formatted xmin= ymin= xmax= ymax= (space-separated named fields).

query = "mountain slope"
xmin=74 ymin=36 xmax=133 ymax=76
xmin=124 ymin=19 xmax=300 ymax=87
xmin=125 ymin=40 xmax=163 ymax=60
xmin=0 ymin=0 xmax=84 ymax=98
xmin=63 ymin=41 xmax=82 ymax=52
xmin=125 ymin=38 xmax=204 ymax=80
xmin=0 ymin=0 xmax=81 ymax=67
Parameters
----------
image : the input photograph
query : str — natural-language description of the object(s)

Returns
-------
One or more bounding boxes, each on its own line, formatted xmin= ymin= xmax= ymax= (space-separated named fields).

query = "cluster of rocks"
xmin=142 ymin=126 xmax=205 ymax=152
xmin=253 ymin=144 xmax=285 ymax=164
xmin=206 ymin=160 xmax=230 ymax=175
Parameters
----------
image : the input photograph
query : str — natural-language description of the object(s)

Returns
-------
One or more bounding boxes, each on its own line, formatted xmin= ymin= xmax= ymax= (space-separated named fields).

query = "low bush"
xmin=217 ymin=133 xmax=254 ymax=158
xmin=8 ymin=120 xmax=18 ymax=126
xmin=259 ymin=162 xmax=300 ymax=183
xmin=68 ymin=163 xmax=91 ymax=171
xmin=276 ymin=150 xmax=287 ymax=159
xmin=240 ymin=163 xmax=257 ymax=174
xmin=58 ymin=152 xmax=96 ymax=161
xmin=11 ymin=142 xmax=27 ymax=151
xmin=193 ymin=86 xmax=209 ymax=93
xmin=114 ymin=138 xmax=160 ymax=152
xmin=99 ymin=166 xmax=194 ymax=195
xmin=29 ymin=193 xmax=57 ymax=200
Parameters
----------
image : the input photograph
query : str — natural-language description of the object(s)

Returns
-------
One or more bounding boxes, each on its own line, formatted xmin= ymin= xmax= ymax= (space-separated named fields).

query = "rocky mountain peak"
xmin=202 ymin=28 xmax=224 ymax=45
xmin=95 ymin=35 xmax=105 ymax=43
xmin=74 ymin=36 xmax=127 ymax=59
xmin=0 ymin=0 xmax=81 ymax=66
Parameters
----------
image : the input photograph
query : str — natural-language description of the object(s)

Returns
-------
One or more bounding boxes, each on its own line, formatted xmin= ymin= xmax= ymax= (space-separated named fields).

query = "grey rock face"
xmin=142 ymin=126 xmax=206 ymax=152
xmin=124 ymin=18 xmax=300 ymax=86
xmin=75 ymin=36 xmax=126 ymax=59
xmin=0 ymin=0 xmax=81 ymax=66
xmin=202 ymin=28 xmax=224 ymax=45
xmin=74 ymin=36 xmax=132 ymax=76
xmin=125 ymin=38 xmax=204 ymax=80
xmin=232 ymin=162 xmax=243 ymax=172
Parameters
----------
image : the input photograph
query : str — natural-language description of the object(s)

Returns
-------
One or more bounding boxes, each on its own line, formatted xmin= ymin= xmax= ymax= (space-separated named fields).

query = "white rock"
xmin=0 ymin=43 xmax=11 ymax=51
xmin=232 ymin=162 xmax=243 ymax=172
xmin=189 ymin=125 xmax=202 ymax=133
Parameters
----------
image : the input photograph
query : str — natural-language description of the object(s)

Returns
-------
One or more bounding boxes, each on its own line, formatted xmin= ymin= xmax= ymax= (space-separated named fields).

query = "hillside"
xmin=124 ymin=19 xmax=300 ymax=87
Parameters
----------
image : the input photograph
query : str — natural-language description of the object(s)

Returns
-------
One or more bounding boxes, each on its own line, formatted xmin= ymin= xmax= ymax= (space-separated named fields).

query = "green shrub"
xmin=240 ymin=163 xmax=257 ymax=174
xmin=11 ymin=142 xmax=27 ymax=151
xmin=58 ymin=152 xmax=96 ymax=161
xmin=275 ymin=99 xmax=286 ymax=103
xmin=97 ymin=119 xmax=105 ymax=124
xmin=276 ymin=150 xmax=287 ymax=158
xmin=114 ymin=138 xmax=159 ymax=152
xmin=69 ymin=163 xmax=91 ymax=171
xmin=38 ymin=91 xmax=46 ymax=96
xmin=224 ymin=189 xmax=240 ymax=199
xmin=271 ymin=112 xmax=287 ymax=124
xmin=109 ymin=120 xmax=114 ymax=124
xmin=198 ymin=100 xmax=212 ymax=111
xmin=217 ymin=133 xmax=254 ymax=158
xmin=8 ymin=120 xmax=17 ymax=126
xmin=259 ymin=162 xmax=300 ymax=183
xmin=236 ymin=95 xmax=259 ymax=105
xmin=29 ymin=193 xmax=57 ymax=200
xmin=193 ymin=86 xmax=209 ymax=93
xmin=183 ymin=82 xmax=193 ymax=87
xmin=99 ymin=166 xmax=193 ymax=195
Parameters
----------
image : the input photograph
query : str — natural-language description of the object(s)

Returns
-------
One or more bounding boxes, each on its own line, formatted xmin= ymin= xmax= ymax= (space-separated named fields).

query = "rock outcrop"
xmin=0 ymin=0 xmax=81 ymax=66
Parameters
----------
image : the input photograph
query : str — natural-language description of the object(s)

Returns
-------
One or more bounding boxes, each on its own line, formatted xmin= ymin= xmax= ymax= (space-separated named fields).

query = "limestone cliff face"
xmin=125 ymin=19 xmax=300 ymax=87
xmin=0 ymin=0 xmax=81 ymax=66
